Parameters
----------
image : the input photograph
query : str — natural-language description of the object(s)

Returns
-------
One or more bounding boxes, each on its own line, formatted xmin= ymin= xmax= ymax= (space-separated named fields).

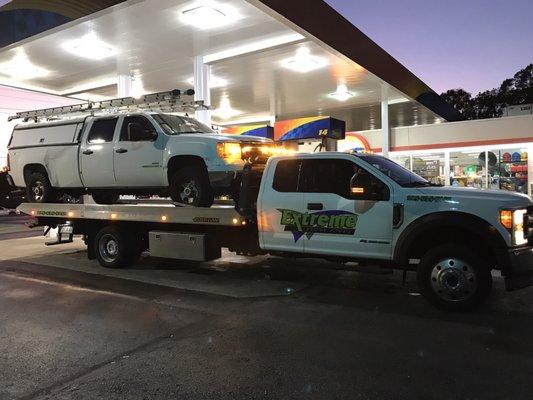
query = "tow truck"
xmin=16 ymin=151 xmax=533 ymax=311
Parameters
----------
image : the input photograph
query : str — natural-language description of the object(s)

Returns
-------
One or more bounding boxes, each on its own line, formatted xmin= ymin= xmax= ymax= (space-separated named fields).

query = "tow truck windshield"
xmin=355 ymin=153 xmax=440 ymax=187
xmin=153 ymin=114 xmax=215 ymax=135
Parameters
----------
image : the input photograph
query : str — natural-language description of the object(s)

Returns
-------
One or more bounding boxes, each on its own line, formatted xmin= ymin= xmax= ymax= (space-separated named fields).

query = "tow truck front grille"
xmin=526 ymin=206 xmax=533 ymax=245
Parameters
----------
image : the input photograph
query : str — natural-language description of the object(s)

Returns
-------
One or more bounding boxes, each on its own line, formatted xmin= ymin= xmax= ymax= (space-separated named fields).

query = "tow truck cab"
xmin=257 ymin=152 xmax=533 ymax=309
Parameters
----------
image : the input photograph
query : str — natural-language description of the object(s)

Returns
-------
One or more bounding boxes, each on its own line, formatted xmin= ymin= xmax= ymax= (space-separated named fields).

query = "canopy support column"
xmin=193 ymin=56 xmax=212 ymax=126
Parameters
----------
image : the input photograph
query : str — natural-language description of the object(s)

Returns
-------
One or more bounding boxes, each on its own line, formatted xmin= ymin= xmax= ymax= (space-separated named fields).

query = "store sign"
xmin=343 ymin=132 xmax=371 ymax=152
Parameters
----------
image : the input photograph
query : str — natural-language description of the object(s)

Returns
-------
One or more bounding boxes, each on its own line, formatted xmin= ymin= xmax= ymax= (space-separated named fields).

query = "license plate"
xmin=60 ymin=225 xmax=73 ymax=234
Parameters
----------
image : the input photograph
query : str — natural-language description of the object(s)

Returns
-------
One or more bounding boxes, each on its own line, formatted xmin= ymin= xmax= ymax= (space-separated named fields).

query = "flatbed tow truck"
xmin=15 ymin=151 xmax=533 ymax=311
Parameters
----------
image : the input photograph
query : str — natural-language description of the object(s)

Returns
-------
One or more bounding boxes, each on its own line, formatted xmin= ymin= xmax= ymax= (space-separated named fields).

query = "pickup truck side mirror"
xmin=350 ymin=171 xmax=389 ymax=201
xmin=128 ymin=122 xmax=157 ymax=141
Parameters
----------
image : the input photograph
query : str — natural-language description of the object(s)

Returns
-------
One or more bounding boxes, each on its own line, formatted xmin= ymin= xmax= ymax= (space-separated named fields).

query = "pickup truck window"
xmin=87 ymin=118 xmax=118 ymax=143
xmin=153 ymin=114 xmax=214 ymax=134
xmin=120 ymin=116 xmax=155 ymax=141
xmin=273 ymin=159 xmax=301 ymax=192
xmin=300 ymin=159 xmax=389 ymax=201
xmin=355 ymin=153 xmax=435 ymax=187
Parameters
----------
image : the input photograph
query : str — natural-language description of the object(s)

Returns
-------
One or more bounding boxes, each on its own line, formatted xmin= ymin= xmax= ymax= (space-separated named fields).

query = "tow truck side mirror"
xmin=128 ymin=123 xmax=157 ymax=141
xmin=350 ymin=172 xmax=389 ymax=201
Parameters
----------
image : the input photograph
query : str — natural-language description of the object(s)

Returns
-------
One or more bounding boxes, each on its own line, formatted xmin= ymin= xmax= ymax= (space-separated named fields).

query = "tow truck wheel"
xmin=417 ymin=244 xmax=492 ymax=311
xmin=94 ymin=226 xmax=141 ymax=268
xmin=169 ymin=166 xmax=214 ymax=207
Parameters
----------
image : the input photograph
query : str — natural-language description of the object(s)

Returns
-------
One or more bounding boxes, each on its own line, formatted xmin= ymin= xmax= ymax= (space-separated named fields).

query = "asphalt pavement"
xmin=0 ymin=232 xmax=532 ymax=399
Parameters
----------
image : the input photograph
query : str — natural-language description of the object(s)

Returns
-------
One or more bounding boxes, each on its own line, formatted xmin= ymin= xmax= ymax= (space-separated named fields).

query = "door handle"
xmin=82 ymin=150 xmax=93 ymax=155
xmin=115 ymin=148 xmax=128 ymax=154
xmin=307 ymin=203 xmax=323 ymax=210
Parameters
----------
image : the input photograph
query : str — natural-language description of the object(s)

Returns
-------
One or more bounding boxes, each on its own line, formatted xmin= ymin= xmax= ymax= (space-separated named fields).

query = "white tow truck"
xmin=17 ymin=151 xmax=533 ymax=311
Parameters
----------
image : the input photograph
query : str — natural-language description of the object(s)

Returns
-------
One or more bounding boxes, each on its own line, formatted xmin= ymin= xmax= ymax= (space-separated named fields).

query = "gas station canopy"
xmin=0 ymin=0 xmax=461 ymax=131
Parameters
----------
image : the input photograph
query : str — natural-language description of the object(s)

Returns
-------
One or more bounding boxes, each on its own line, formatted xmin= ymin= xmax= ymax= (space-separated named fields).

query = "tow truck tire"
xmin=92 ymin=193 xmax=120 ymax=205
xmin=94 ymin=226 xmax=142 ymax=268
xmin=417 ymin=244 xmax=492 ymax=311
xmin=26 ymin=172 xmax=57 ymax=203
xmin=169 ymin=166 xmax=214 ymax=207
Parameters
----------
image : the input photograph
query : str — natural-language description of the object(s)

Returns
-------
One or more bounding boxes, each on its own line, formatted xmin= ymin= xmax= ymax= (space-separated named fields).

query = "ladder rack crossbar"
xmin=8 ymin=89 xmax=206 ymax=122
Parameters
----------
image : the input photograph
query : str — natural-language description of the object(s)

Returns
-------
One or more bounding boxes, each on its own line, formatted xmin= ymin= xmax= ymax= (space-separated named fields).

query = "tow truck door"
xmin=258 ymin=158 xmax=306 ymax=253
xmin=300 ymin=157 xmax=394 ymax=260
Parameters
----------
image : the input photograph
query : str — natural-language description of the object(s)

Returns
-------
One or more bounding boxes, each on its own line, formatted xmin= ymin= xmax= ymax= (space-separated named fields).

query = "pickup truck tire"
xmin=417 ymin=244 xmax=492 ymax=311
xmin=169 ymin=166 xmax=214 ymax=207
xmin=94 ymin=226 xmax=142 ymax=268
xmin=92 ymin=193 xmax=120 ymax=205
xmin=26 ymin=172 xmax=57 ymax=203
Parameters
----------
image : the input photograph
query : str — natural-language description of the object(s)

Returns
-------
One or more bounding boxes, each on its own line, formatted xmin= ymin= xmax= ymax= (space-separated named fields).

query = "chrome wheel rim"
xmin=99 ymin=234 xmax=119 ymax=263
xmin=430 ymin=257 xmax=477 ymax=302
xmin=32 ymin=181 xmax=44 ymax=202
xmin=179 ymin=180 xmax=199 ymax=204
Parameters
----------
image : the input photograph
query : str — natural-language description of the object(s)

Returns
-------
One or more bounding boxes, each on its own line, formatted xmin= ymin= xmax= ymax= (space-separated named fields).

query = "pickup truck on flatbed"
xmin=6 ymin=90 xmax=273 ymax=206
xmin=19 ymin=151 xmax=533 ymax=311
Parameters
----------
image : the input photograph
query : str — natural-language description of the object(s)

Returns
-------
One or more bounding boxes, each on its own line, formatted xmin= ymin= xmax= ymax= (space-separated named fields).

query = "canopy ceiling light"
xmin=212 ymin=95 xmax=240 ymax=119
xmin=0 ymin=50 xmax=50 ymax=80
xmin=388 ymin=97 xmax=410 ymax=105
xmin=62 ymin=33 xmax=116 ymax=60
xmin=179 ymin=1 xmax=241 ymax=30
xmin=186 ymin=75 xmax=227 ymax=88
xmin=280 ymin=47 xmax=328 ymax=73
xmin=203 ymin=33 xmax=305 ymax=63
xmin=328 ymin=83 xmax=355 ymax=102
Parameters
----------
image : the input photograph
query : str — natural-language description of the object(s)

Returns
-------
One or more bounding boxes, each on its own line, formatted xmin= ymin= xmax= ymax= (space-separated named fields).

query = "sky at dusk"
xmin=325 ymin=0 xmax=533 ymax=95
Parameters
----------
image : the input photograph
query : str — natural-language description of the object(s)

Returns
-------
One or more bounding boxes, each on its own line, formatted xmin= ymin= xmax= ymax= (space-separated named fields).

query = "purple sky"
xmin=325 ymin=0 xmax=533 ymax=95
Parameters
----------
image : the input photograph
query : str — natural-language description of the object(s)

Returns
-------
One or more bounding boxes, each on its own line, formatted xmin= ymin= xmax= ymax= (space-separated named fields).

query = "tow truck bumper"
xmin=501 ymin=246 xmax=533 ymax=291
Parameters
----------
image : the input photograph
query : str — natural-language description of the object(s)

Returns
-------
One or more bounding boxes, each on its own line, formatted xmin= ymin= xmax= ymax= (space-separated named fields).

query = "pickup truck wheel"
xmin=92 ymin=193 xmax=120 ymax=205
xmin=94 ymin=226 xmax=141 ymax=268
xmin=417 ymin=244 xmax=492 ymax=311
xmin=169 ymin=166 xmax=214 ymax=207
xmin=26 ymin=172 xmax=57 ymax=203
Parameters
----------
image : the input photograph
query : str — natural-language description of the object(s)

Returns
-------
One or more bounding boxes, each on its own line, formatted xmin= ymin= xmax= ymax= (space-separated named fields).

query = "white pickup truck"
xmin=7 ymin=112 xmax=272 ymax=206
xmin=19 ymin=151 xmax=533 ymax=311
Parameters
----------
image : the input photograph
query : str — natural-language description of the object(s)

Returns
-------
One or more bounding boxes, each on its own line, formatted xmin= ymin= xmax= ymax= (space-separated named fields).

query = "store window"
xmin=412 ymin=153 xmax=445 ymax=185
xmin=450 ymin=151 xmax=487 ymax=189
xmin=487 ymin=148 xmax=529 ymax=194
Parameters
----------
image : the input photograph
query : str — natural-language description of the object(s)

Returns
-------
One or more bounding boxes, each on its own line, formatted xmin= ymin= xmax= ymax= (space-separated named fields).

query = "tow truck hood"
xmin=418 ymin=186 xmax=532 ymax=207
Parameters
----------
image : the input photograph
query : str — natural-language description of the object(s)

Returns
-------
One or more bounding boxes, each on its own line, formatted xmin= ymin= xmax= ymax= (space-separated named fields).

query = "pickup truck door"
xmin=79 ymin=117 xmax=119 ymax=187
xmin=113 ymin=115 xmax=164 ymax=187
xmin=258 ymin=158 xmax=306 ymax=253
xmin=300 ymin=157 xmax=394 ymax=260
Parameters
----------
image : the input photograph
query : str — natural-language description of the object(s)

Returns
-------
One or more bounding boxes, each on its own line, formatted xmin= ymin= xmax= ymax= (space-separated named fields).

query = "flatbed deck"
xmin=17 ymin=202 xmax=247 ymax=227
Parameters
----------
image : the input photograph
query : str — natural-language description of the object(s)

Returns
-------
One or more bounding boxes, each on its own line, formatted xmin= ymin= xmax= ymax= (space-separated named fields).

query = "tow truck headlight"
xmin=216 ymin=142 xmax=242 ymax=163
xmin=500 ymin=209 xmax=527 ymax=246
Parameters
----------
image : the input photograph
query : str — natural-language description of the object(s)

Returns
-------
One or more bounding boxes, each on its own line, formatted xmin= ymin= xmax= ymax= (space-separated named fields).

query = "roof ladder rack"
xmin=8 ymin=88 xmax=206 ymax=122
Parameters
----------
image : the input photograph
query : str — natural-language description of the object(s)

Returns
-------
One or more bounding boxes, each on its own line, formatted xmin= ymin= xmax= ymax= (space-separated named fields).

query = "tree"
xmin=441 ymin=64 xmax=533 ymax=120
xmin=440 ymin=89 xmax=476 ymax=119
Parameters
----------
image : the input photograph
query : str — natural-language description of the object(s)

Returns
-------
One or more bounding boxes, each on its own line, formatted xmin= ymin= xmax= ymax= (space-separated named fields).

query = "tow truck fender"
xmin=393 ymin=211 xmax=508 ymax=268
